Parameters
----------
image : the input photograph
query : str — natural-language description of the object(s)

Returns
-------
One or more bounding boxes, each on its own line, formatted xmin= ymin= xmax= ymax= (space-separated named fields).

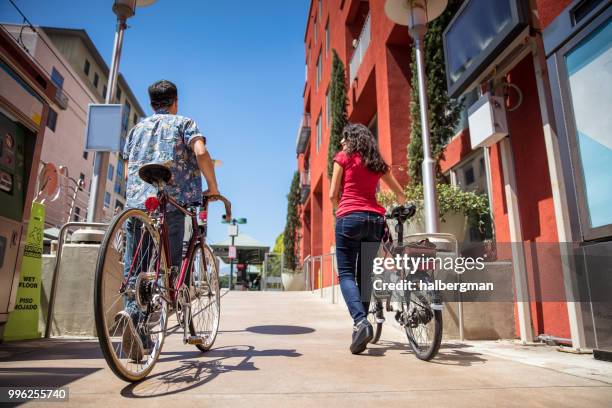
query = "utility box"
xmin=468 ymin=92 xmax=509 ymax=149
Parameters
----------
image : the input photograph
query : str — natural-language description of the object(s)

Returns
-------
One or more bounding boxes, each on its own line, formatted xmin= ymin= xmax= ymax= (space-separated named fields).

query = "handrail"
xmin=349 ymin=13 xmax=371 ymax=83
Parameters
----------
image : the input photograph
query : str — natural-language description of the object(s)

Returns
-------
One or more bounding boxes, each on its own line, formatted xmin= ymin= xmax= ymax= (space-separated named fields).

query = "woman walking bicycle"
xmin=330 ymin=123 xmax=406 ymax=354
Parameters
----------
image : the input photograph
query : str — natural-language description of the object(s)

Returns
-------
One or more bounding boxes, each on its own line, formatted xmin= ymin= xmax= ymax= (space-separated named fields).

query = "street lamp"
xmin=87 ymin=0 xmax=156 ymax=222
xmin=222 ymin=217 xmax=247 ymax=290
xmin=385 ymin=0 xmax=447 ymax=234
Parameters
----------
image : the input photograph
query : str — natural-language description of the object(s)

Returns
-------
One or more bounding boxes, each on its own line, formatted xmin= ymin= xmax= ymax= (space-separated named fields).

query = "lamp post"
xmin=87 ymin=0 xmax=156 ymax=222
xmin=223 ymin=217 xmax=247 ymax=290
xmin=385 ymin=0 xmax=447 ymax=234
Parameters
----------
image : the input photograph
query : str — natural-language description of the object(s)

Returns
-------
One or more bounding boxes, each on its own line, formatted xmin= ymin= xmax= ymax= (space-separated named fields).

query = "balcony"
xmin=296 ymin=113 xmax=311 ymax=154
xmin=300 ymin=169 xmax=310 ymax=204
xmin=349 ymin=13 xmax=371 ymax=83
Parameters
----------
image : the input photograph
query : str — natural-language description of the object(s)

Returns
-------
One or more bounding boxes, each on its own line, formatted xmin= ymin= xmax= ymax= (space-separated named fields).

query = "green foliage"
xmin=408 ymin=0 xmax=464 ymax=183
xmin=377 ymin=183 xmax=490 ymax=232
xmin=273 ymin=233 xmax=284 ymax=254
xmin=283 ymin=172 xmax=301 ymax=270
xmin=327 ymin=50 xmax=348 ymax=179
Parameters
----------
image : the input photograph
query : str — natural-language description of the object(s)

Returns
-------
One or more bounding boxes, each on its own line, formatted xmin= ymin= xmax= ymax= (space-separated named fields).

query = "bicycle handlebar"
xmin=202 ymin=194 xmax=232 ymax=221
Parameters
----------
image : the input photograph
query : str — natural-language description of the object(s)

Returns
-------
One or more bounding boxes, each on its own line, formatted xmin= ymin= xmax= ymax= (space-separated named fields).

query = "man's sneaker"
xmin=350 ymin=319 xmax=373 ymax=354
xmin=115 ymin=311 xmax=145 ymax=362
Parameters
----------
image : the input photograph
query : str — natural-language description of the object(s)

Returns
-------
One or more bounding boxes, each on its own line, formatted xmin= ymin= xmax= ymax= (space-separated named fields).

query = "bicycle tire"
xmin=403 ymin=273 xmax=442 ymax=361
xmin=94 ymin=208 xmax=169 ymax=382
xmin=188 ymin=244 xmax=220 ymax=351
xmin=367 ymin=299 xmax=383 ymax=344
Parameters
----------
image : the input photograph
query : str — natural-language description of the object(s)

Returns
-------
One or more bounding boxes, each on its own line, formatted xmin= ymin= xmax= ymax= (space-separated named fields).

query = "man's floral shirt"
xmin=122 ymin=109 xmax=204 ymax=209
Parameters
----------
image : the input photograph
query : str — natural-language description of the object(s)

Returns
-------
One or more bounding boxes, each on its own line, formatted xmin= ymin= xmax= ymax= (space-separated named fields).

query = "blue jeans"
xmin=123 ymin=210 xmax=184 ymax=328
xmin=335 ymin=211 xmax=385 ymax=325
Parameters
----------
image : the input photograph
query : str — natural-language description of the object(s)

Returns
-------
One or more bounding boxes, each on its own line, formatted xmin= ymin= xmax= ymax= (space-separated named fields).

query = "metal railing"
xmin=349 ymin=13 xmax=371 ymax=83
xmin=303 ymin=252 xmax=338 ymax=303
xmin=42 ymin=162 xmax=90 ymax=230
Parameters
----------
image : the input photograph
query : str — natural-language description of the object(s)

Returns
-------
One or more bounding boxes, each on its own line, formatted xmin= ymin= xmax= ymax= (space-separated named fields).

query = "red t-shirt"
xmin=334 ymin=151 xmax=386 ymax=218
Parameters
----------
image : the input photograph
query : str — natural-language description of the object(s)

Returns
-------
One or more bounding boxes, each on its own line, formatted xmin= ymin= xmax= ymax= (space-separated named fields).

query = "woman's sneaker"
xmin=350 ymin=319 xmax=373 ymax=354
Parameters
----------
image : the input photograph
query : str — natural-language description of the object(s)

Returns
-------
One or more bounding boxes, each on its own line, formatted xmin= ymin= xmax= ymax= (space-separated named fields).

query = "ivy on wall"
xmin=408 ymin=0 xmax=464 ymax=183
xmin=283 ymin=171 xmax=301 ymax=271
xmin=327 ymin=50 xmax=348 ymax=179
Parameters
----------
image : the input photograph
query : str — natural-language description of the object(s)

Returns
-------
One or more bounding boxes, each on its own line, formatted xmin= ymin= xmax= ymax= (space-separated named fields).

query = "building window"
xmin=93 ymin=72 xmax=99 ymax=88
xmin=103 ymin=85 xmax=107 ymax=99
xmin=122 ymin=102 xmax=131 ymax=131
xmin=325 ymin=20 xmax=330 ymax=56
xmin=83 ymin=151 xmax=88 ymax=160
xmin=51 ymin=67 xmax=64 ymax=88
xmin=116 ymin=88 xmax=122 ymax=101
xmin=314 ymin=15 xmax=318 ymax=44
xmin=316 ymin=53 xmax=322 ymax=89
xmin=79 ymin=172 xmax=85 ymax=190
xmin=133 ymin=113 xmax=138 ymax=125
xmin=46 ymin=108 xmax=58 ymax=132
xmin=104 ymin=192 xmax=111 ymax=208
xmin=73 ymin=207 xmax=81 ymax=222
xmin=316 ymin=113 xmax=322 ymax=153
xmin=117 ymin=158 xmax=124 ymax=179
xmin=114 ymin=181 xmax=121 ymax=194
xmin=326 ymin=87 xmax=331 ymax=128
xmin=84 ymin=59 xmax=90 ymax=75
xmin=562 ymin=17 xmax=612 ymax=236
xmin=108 ymin=164 xmax=114 ymax=181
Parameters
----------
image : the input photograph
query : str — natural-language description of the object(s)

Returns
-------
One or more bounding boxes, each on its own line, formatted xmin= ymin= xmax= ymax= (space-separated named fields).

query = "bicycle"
xmin=367 ymin=204 xmax=457 ymax=361
xmin=94 ymin=163 xmax=231 ymax=382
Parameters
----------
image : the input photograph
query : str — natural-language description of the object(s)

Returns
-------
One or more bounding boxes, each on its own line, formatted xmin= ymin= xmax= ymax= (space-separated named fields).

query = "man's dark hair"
xmin=148 ymin=80 xmax=177 ymax=110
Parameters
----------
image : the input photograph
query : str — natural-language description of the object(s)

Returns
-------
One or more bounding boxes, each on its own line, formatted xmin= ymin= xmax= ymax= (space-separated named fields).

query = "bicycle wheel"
xmin=401 ymin=272 xmax=442 ymax=361
xmin=94 ymin=208 xmax=169 ymax=382
xmin=367 ymin=298 xmax=383 ymax=344
xmin=188 ymin=244 xmax=220 ymax=351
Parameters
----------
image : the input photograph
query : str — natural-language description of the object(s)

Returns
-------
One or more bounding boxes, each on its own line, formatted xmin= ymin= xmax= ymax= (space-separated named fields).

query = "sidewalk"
xmin=0 ymin=291 xmax=611 ymax=407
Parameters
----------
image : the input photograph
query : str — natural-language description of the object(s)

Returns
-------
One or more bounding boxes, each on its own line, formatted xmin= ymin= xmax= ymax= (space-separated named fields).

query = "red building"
xmin=296 ymin=0 xmax=612 ymax=355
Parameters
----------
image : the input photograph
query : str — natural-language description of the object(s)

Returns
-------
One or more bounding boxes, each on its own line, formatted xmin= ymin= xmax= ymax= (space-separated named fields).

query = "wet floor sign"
xmin=4 ymin=202 xmax=44 ymax=341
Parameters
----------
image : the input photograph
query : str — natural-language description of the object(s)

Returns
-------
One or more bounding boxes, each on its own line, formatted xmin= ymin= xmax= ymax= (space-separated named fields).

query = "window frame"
xmin=84 ymin=59 xmax=90 ymax=75
xmin=547 ymin=6 xmax=612 ymax=241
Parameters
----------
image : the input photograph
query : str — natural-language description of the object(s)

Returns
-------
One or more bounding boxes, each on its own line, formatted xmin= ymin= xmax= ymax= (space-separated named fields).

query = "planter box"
xmin=282 ymin=271 xmax=305 ymax=291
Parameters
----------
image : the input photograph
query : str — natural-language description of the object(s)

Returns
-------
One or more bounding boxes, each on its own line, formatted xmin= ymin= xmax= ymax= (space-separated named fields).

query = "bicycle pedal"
xmin=186 ymin=335 xmax=205 ymax=345
xmin=431 ymin=303 xmax=444 ymax=311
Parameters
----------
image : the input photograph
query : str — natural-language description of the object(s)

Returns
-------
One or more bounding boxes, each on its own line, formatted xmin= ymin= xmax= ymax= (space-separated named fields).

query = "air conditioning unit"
xmin=467 ymin=92 xmax=508 ymax=149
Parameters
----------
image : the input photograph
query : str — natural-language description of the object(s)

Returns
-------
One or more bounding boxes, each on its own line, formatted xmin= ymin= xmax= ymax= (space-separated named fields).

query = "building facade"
xmin=3 ymin=25 xmax=145 ymax=224
xmin=296 ymin=0 xmax=611 ymax=354
xmin=42 ymin=27 xmax=145 ymax=220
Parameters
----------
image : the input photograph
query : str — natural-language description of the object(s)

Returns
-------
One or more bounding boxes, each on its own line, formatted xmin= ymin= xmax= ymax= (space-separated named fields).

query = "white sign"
xmin=228 ymin=224 xmax=238 ymax=237
xmin=228 ymin=246 xmax=237 ymax=259
xmin=85 ymin=104 xmax=124 ymax=152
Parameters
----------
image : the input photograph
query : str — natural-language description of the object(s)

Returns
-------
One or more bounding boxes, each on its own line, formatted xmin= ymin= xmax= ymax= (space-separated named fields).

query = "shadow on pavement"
xmin=0 ymin=339 xmax=102 ymax=362
xmin=364 ymin=340 xmax=487 ymax=366
xmin=245 ymin=325 xmax=315 ymax=335
xmin=0 ymin=367 xmax=102 ymax=388
xmin=121 ymin=344 xmax=301 ymax=398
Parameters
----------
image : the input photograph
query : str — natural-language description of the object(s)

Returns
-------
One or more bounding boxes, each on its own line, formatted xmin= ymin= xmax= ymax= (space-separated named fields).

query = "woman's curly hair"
xmin=342 ymin=123 xmax=389 ymax=174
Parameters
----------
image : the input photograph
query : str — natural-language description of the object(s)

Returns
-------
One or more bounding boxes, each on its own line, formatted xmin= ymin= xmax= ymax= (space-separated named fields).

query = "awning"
xmin=210 ymin=233 xmax=270 ymax=265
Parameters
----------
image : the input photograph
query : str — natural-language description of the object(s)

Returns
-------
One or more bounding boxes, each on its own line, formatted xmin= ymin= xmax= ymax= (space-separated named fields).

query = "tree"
xmin=327 ymin=50 xmax=348 ymax=179
xmin=408 ymin=0 xmax=463 ymax=184
xmin=282 ymin=172 xmax=301 ymax=271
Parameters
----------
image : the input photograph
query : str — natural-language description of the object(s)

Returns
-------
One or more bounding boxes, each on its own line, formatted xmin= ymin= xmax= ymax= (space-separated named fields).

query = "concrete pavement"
xmin=1 ymin=291 xmax=611 ymax=407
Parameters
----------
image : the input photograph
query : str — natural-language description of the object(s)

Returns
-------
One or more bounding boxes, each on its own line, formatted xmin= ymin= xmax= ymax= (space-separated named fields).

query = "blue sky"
xmin=1 ymin=0 xmax=308 ymax=255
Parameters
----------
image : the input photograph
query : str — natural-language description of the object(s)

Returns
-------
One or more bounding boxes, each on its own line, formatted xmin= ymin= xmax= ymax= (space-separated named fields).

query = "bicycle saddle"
xmin=138 ymin=163 xmax=172 ymax=186
xmin=387 ymin=203 xmax=417 ymax=223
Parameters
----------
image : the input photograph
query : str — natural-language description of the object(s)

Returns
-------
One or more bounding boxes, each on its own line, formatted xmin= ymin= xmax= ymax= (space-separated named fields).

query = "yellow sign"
xmin=4 ymin=202 xmax=44 ymax=341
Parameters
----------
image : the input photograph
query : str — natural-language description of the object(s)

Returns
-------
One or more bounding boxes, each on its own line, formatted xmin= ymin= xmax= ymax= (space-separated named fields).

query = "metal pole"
xmin=412 ymin=26 xmax=440 ymax=234
xmin=229 ymin=234 xmax=235 ymax=290
xmin=87 ymin=17 xmax=126 ymax=222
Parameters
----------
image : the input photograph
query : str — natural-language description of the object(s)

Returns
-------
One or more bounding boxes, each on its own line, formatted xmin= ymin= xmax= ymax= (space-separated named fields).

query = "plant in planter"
xmin=378 ymin=183 xmax=490 ymax=240
xmin=281 ymin=172 xmax=305 ymax=290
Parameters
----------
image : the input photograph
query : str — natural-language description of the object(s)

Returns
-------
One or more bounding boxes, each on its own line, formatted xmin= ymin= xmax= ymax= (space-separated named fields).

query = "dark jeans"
xmin=335 ymin=211 xmax=385 ymax=325
xmin=123 ymin=210 xmax=185 ymax=328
